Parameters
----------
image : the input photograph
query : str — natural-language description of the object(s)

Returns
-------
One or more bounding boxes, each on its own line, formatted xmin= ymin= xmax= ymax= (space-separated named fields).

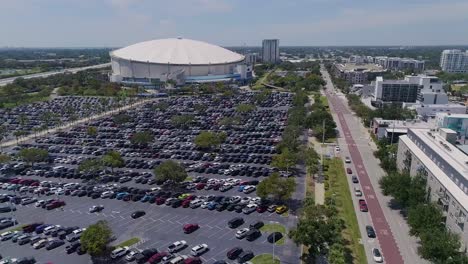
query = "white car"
xmin=44 ymin=225 xmax=61 ymax=235
xmin=110 ymin=246 xmax=129 ymax=259
xmin=250 ymin=197 xmax=261 ymax=204
xmin=345 ymin=157 xmax=351 ymax=163
xmin=230 ymin=196 xmax=241 ymax=204
xmin=335 ymin=146 xmax=340 ymax=152
xmin=242 ymin=204 xmax=257 ymax=214
xmin=243 ymin=185 xmax=256 ymax=194
xmin=372 ymin=248 xmax=383 ymax=263
xmin=35 ymin=200 xmax=46 ymax=207
xmin=55 ymin=189 xmax=65 ymax=195
xmin=235 ymin=228 xmax=250 ymax=239
xmin=21 ymin=197 xmax=37 ymax=205
xmin=100 ymin=191 xmax=114 ymax=198
xmin=33 ymin=238 xmax=49 ymax=249
xmin=89 ymin=205 xmax=104 ymax=213
xmin=200 ymin=202 xmax=210 ymax=209
xmin=190 ymin=199 xmax=203 ymax=208
xmin=125 ymin=248 xmax=142 ymax=261
xmin=239 ymin=197 xmax=251 ymax=204
xmin=168 ymin=240 xmax=187 ymax=253
xmin=190 ymin=244 xmax=208 ymax=256
xmin=354 ymin=188 xmax=363 ymax=197
xmin=0 ymin=231 xmax=17 ymax=241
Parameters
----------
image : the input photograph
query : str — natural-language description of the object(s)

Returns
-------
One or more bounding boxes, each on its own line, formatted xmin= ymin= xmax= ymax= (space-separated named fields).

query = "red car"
xmin=184 ymin=257 xmax=202 ymax=264
xmin=156 ymin=197 xmax=166 ymax=205
xmin=148 ymin=252 xmax=168 ymax=264
xmin=46 ymin=200 xmax=66 ymax=210
xmin=346 ymin=168 xmax=352 ymax=174
xmin=184 ymin=195 xmax=196 ymax=201
xmin=359 ymin=199 xmax=368 ymax=212
xmin=195 ymin=183 xmax=206 ymax=190
xmin=9 ymin=178 xmax=20 ymax=184
xmin=182 ymin=200 xmax=191 ymax=208
xmin=183 ymin=223 xmax=199 ymax=234
xmin=256 ymin=205 xmax=267 ymax=213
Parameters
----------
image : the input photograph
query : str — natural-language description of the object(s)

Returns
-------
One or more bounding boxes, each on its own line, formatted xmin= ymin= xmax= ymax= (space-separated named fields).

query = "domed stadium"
xmin=110 ymin=37 xmax=251 ymax=86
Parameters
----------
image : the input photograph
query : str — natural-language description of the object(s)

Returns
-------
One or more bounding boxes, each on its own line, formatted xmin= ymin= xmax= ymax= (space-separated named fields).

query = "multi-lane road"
xmin=0 ymin=63 xmax=111 ymax=86
xmin=321 ymin=65 xmax=427 ymax=264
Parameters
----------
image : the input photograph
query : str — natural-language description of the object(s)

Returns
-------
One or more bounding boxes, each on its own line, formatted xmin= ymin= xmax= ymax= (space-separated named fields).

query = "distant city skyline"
xmin=1 ymin=0 xmax=468 ymax=47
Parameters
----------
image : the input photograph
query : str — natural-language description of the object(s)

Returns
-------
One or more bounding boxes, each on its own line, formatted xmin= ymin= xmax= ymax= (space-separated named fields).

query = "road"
xmin=0 ymin=63 xmax=111 ymax=86
xmin=321 ymin=65 xmax=427 ymax=264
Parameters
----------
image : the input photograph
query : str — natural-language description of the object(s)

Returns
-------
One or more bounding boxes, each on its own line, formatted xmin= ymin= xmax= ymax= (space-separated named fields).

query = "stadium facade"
xmin=110 ymin=38 xmax=252 ymax=86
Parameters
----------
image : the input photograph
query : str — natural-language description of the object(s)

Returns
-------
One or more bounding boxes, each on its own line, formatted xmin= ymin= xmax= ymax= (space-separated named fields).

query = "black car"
xmin=352 ymin=176 xmax=359 ymax=183
xmin=77 ymin=246 xmax=86 ymax=255
xmin=46 ymin=239 xmax=65 ymax=250
xmin=366 ymin=225 xmax=376 ymax=238
xmin=171 ymin=199 xmax=182 ymax=208
xmin=267 ymin=232 xmax=283 ymax=243
xmin=249 ymin=221 xmax=264 ymax=230
xmin=237 ymin=250 xmax=254 ymax=262
xmin=245 ymin=229 xmax=261 ymax=241
xmin=131 ymin=211 xmax=146 ymax=219
xmin=65 ymin=242 xmax=80 ymax=254
xmin=135 ymin=248 xmax=158 ymax=264
xmin=17 ymin=257 xmax=36 ymax=264
xmin=228 ymin=217 xmax=244 ymax=229
xmin=226 ymin=247 xmax=243 ymax=260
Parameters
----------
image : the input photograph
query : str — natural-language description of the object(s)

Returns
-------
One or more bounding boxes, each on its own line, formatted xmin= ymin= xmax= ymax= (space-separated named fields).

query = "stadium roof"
xmin=111 ymin=38 xmax=245 ymax=65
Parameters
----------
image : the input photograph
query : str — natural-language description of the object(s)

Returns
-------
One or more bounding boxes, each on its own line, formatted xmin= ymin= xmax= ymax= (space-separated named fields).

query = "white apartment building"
xmin=406 ymin=75 xmax=448 ymax=104
xmin=261 ymin=39 xmax=280 ymax=64
xmin=440 ymin=50 xmax=468 ymax=73
xmin=375 ymin=57 xmax=425 ymax=72
xmin=397 ymin=128 xmax=468 ymax=251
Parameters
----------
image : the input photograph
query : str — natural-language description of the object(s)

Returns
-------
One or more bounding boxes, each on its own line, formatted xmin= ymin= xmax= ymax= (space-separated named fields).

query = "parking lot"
xmin=0 ymin=91 xmax=302 ymax=264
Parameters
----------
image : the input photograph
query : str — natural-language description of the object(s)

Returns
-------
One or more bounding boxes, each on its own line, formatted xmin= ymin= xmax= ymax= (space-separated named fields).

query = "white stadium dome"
xmin=110 ymin=38 xmax=249 ymax=85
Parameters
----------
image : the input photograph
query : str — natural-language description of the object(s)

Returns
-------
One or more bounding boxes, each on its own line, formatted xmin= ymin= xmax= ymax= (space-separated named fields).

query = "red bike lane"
xmin=328 ymin=93 xmax=404 ymax=264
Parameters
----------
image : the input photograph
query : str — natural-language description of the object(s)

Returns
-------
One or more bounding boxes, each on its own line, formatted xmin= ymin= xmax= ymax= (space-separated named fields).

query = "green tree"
xmin=154 ymin=160 xmax=188 ymax=186
xmin=152 ymin=101 xmax=169 ymax=112
xmin=171 ymin=115 xmax=194 ymax=129
xmin=407 ymin=203 xmax=444 ymax=236
xmin=219 ymin=116 xmax=240 ymax=128
xmin=379 ymin=172 xmax=426 ymax=208
xmin=80 ymin=220 xmax=112 ymax=256
xmin=194 ymin=131 xmax=226 ymax=150
xmin=418 ymin=228 xmax=461 ymax=262
xmin=86 ymin=126 xmax=98 ymax=137
xmin=130 ymin=131 xmax=154 ymax=146
xmin=78 ymin=159 xmax=103 ymax=173
xmin=256 ymin=172 xmax=296 ymax=202
xmin=101 ymin=151 xmax=124 ymax=173
xmin=290 ymin=198 xmax=344 ymax=259
xmin=271 ymin=148 xmax=297 ymax=173
xmin=328 ymin=243 xmax=346 ymax=264
xmin=303 ymin=147 xmax=320 ymax=175
xmin=0 ymin=154 xmax=10 ymax=164
xmin=17 ymin=148 xmax=48 ymax=166
xmin=13 ymin=130 xmax=27 ymax=144
xmin=113 ymin=114 xmax=132 ymax=125
xmin=236 ymin=103 xmax=256 ymax=113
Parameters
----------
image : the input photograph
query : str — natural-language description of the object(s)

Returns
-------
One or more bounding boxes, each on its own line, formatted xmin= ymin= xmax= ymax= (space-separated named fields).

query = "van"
xmin=17 ymin=234 xmax=31 ymax=245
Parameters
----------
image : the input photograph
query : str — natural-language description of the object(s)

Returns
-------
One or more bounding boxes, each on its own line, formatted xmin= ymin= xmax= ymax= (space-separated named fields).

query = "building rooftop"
xmin=400 ymin=134 xmax=468 ymax=210
xmin=413 ymin=128 xmax=468 ymax=180
xmin=373 ymin=118 xmax=436 ymax=129
xmin=381 ymin=79 xmax=414 ymax=84
xmin=335 ymin=63 xmax=384 ymax=73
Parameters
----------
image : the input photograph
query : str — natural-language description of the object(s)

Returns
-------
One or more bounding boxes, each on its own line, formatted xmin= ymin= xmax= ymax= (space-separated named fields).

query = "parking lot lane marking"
xmin=120 ymin=215 xmax=125 ymax=219
xmin=110 ymin=214 xmax=116 ymax=218
xmin=214 ymin=225 xmax=223 ymax=230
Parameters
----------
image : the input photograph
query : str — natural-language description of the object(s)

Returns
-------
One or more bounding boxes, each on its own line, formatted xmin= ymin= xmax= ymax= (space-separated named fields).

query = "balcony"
xmin=456 ymin=216 xmax=466 ymax=225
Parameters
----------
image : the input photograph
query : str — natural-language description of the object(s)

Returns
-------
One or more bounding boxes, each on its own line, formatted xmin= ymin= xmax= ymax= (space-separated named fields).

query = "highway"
xmin=321 ymin=65 xmax=427 ymax=264
xmin=0 ymin=63 xmax=111 ymax=86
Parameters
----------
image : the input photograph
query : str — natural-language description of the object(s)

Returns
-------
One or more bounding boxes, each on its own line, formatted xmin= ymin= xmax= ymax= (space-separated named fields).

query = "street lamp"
xmin=270 ymin=221 xmax=280 ymax=262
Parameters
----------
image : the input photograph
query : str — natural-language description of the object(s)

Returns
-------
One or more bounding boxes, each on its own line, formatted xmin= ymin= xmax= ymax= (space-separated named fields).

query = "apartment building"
xmin=397 ymin=128 xmax=468 ymax=251
xmin=261 ymin=39 xmax=280 ymax=64
xmin=440 ymin=50 xmax=468 ymax=73
xmin=374 ymin=76 xmax=420 ymax=103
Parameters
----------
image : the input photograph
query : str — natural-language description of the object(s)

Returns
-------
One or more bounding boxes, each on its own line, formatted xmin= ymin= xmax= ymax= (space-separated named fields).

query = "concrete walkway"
xmin=0 ymin=98 xmax=154 ymax=148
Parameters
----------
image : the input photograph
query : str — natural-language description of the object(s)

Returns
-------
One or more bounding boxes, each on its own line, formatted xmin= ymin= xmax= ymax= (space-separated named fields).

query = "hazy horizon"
xmin=2 ymin=0 xmax=468 ymax=47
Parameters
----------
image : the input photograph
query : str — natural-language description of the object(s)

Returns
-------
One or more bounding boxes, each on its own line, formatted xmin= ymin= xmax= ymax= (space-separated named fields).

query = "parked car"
xmin=359 ymin=199 xmax=368 ymax=212
xmin=110 ymin=246 xmax=129 ymax=259
xmin=131 ymin=211 xmax=146 ymax=219
xmin=228 ymin=217 xmax=244 ymax=229
xmin=168 ymin=240 xmax=187 ymax=253
xmin=372 ymin=248 xmax=383 ymax=263
xmin=366 ymin=226 xmax=376 ymax=238
xmin=227 ymin=247 xmax=243 ymax=260
xmin=183 ymin=224 xmax=199 ymax=234
xmin=237 ymin=250 xmax=254 ymax=263
xmin=190 ymin=244 xmax=208 ymax=256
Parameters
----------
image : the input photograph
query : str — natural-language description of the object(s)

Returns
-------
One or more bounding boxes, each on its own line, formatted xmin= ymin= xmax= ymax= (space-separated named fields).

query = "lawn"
xmin=251 ymin=254 xmax=280 ymax=264
xmin=5 ymin=224 xmax=26 ymax=232
xmin=113 ymin=237 xmax=140 ymax=248
xmin=324 ymin=158 xmax=367 ymax=264
xmin=260 ymin=223 xmax=286 ymax=245
xmin=253 ymin=71 xmax=272 ymax=89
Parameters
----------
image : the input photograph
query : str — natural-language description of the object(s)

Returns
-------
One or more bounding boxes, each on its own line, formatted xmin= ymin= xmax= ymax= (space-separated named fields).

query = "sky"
xmin=1 ymin=0 xmax=468 ymax=47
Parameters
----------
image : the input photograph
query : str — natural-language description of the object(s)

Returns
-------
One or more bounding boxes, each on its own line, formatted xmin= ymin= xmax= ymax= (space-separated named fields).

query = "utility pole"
xmin=320 ymin=119 xmax=325 ymax=183
xmin=390 ymin=121 xmax=396 ymax=144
